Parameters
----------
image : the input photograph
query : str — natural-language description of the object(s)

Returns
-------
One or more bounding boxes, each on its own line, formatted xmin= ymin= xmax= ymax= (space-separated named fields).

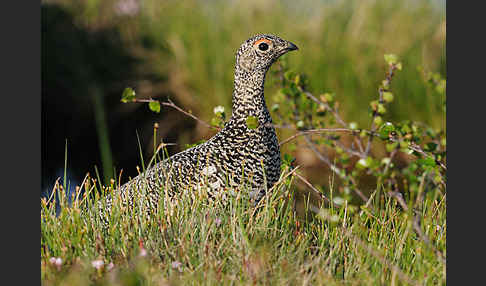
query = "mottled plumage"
xmin=104 ymin=34 xmax=298 ymax=214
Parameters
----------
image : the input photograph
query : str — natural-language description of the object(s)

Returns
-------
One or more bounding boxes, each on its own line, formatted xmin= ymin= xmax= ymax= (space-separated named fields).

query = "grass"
xmin=41 ymin=162 xmax=446 ymax=285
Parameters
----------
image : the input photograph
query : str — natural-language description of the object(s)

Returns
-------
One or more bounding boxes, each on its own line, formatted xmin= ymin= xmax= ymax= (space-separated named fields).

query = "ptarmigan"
xmin=104 ymin=34 xmax=298 ymax=214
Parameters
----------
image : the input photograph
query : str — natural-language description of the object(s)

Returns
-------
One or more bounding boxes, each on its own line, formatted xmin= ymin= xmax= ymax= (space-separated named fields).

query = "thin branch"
xmin=294 ymin=172 xmax=332 ymax=204
xmin=279 ymin=128 xmax=361 ymax=146
xmin=135 ymin=98 xmax=221 ymax=131
xmin=365 ymin=64 xmax=396 ymax=155
xmin=279 ymin=126 xmax=446 ymax=175
xmin=408 ymin=142 xmax=447 ymax=171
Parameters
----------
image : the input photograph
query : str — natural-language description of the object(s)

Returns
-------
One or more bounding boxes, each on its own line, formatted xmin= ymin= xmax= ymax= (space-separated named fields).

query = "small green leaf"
xmin=382 ymin=92 xmax=394 ymax=103
xmin=316 ymin=104 xmax=327 ymax=116
xmin=321 ymin=93 xmax=334 ymax=103
xmin=282 ymin=153 xmax=296 ymax=166
xmin=246 ymin=116 xmax=259 ymax=129
xmin=356 ymin=157 xmax=373 ymax=169
xmin=294 ymin=74 xmax=301 ymax=85
xmin=148 ymin=101 xmax=161 ymax=113
xmin=121 ymin=87 xmax=136 ymax=103
xmin=384 ymin=54 xmax=398 ymax=65
xmin=401 ymin=124 xmax=411 ymax=134
xmin=382 ymin=80 xmax=390 ymax=89
xmin=425 ymin=142 xmax=438 ymax=152
xmin=349 ymin=122 xmax=358 ymax=130
xmin=377 ymin=104 xmax=387 ymax=114
xmin=417 ymin=157 xmax=436 ymax=167
xmin=211 ymin=117 xmax=222 ymax=127
xmin=296 ymin=120 xmax=305 ymax=129
xmin=436 ymin=79 xmax=446 ymax=94
xmin=374 ymin=116 xmax=383 ymax=126
xmin=378 ymin=122 xmax=395 ymax=139
xmin=284 ymin=71 xmax=295 ymax=81
xmin=370 ymin=100 xmax=379 ymax=111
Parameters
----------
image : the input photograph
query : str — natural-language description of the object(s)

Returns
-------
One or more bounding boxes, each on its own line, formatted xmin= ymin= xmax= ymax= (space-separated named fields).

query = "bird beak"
xmin=277 ymin=41 xmax=299 ymax=57
xmin=286 ymin=41 xmax=299 ymax=51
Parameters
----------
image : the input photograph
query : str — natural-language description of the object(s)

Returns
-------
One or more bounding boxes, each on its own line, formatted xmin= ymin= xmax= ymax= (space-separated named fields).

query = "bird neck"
xmin=230 ymin=66 xmax=270 ymax=121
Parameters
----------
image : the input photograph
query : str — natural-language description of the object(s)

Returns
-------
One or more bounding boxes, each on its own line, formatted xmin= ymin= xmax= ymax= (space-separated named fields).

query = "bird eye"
xmin=253 ymin=39 xmax=272 ymax=52
xmin=258 ymin=42 xmax=269 ymax=51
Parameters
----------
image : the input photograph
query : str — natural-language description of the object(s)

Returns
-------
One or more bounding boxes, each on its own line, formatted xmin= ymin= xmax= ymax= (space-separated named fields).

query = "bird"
xmin=102 ymin=34 xmax=298 ymax=215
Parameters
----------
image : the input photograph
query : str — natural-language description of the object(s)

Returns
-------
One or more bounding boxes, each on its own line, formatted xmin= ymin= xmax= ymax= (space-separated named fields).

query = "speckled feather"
xmin=102 ymin=34 xmax=298 ymax=214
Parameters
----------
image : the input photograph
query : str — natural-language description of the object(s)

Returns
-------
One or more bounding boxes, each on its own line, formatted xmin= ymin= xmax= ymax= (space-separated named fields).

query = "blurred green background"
xmin=41 ymin=0 xmax=445 ymax=197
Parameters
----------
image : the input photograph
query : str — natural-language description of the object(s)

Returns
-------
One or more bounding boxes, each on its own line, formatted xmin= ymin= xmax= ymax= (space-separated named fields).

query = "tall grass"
xmin=41 ymin=161 xmax=445 ymax=285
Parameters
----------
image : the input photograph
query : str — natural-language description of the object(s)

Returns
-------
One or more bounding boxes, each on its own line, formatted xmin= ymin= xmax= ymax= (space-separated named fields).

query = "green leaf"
xmin=280 ymin=87 xmax=293 ymax=97
xmin=382 ymin=92 xmax=394 ymax=103
xmin=425 ymin=142 xmax=438 ymax=152
xmin=370 ymin=100 xmax=379 ymax=111
xmin=382 ymin=80 xmax=390 ymax=89
xmin=320 ymin=93 xmax=334 ymax=103
xmin=356 ymin=157 xmax=373 ymax=169
xmin=373 ymin=116 xmax=383 ymax=126
xmin=400 ymin=124 xmax=411 ymax=134
xmin=246 ymin=116 xmax=259 ymax=129
xmin=378 ymin=122 xmax=395 ymax=139
xmin=296 ymin=120 xmax=305 ymax=129
xmin=377 ymin=104 xmax=387 ymax=114
xmin=284 ymin=71 xmax=295 ymax=81
xmin=121 ymin=87 xmax=136 ymax=103
xmin=211 ymin=117 xmax=222 ymax=127
xmin=417 ymin=157 xmax=436 ymax=167
xmin=294 ymin=74 xmax=301 ymax=85
xmin=282 ymin=153 xmax=296 ymax=166
xmin=384 ymin=54 xmax=398 ymax=65
xmin=148 ymin=101 xmax=161 ymax=113
xmin=436 ymin=79 xmax=446 ymax=94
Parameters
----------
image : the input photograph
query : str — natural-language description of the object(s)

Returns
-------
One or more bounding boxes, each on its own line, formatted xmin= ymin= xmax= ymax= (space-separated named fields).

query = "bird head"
xmin=236 ymin=34 xmax=298 ymax=73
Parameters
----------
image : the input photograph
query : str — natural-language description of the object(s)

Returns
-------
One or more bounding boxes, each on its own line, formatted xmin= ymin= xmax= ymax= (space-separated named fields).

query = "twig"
xmin=135 ymin=98 xmax=221 ymax=131
xmin=294 ymin=172 xmax=332 ymax=204
xmin=365 ymin=64 xmax=396 ymax=155
xmin=408 ymin=142 xmax=447 ymax=171
xmin=279 ymin=128 xmax=362 ymax=146
xmin=279 ymin=126 xmax=446 ymax=176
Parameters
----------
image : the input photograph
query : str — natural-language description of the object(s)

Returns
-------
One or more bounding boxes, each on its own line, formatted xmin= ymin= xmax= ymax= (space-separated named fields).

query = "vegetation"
xmin=42 ymin=0 xmax=445 ymax=285
xmin=42 ymin=53 xmax=446 ymax=285
xmin=41 ymin=162 xmax=445 ymax=285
